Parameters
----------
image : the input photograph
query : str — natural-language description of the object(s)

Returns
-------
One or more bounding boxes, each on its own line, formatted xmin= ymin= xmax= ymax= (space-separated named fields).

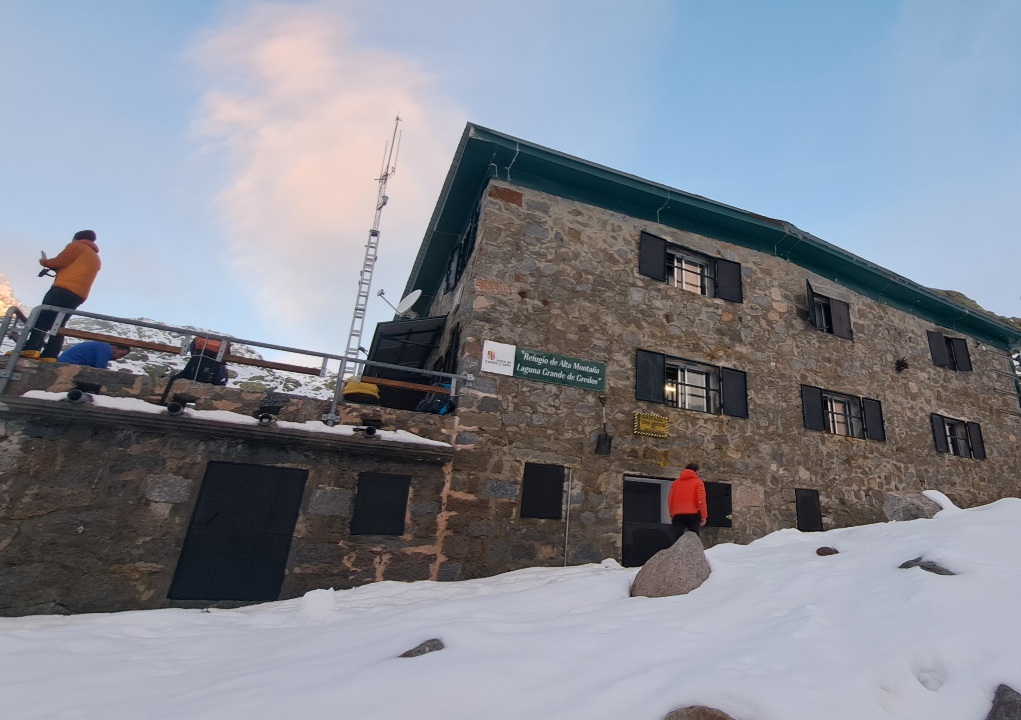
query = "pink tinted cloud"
xmin=191 ymin=4 xmax=463 ymax=349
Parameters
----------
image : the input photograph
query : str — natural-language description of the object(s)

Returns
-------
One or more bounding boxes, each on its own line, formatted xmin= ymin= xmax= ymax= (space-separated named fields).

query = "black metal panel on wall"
xmin=168 ymin=462 xmax=308 ymax=602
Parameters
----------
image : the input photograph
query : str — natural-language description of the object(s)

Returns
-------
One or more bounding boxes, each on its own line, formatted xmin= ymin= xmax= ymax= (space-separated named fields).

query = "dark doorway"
xmin=621 ymin=477 xmax=674 ymax=567
xmin=168 ymin=462 xmax=308 ymax=602
xmin=705 ymin=481 xmax=733 ymax=528
xmin=795 ymin=488 xmax=824 ymax=532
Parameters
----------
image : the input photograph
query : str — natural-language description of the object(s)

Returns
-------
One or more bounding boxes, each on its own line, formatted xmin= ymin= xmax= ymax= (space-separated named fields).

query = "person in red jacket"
xmin=668 ymin=463 xmax=708 ymax=539
xmin=21 ymin=230 xmax=102 ymax=361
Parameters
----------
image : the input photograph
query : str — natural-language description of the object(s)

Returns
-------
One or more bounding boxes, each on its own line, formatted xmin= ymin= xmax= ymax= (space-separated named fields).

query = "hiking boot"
xmin=38 ymin=357 xmax=57 ymax=363
xmin=19 ymin=350 xmax=41 ymax=359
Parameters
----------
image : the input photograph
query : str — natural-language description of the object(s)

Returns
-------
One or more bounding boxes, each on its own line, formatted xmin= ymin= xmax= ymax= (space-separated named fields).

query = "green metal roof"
xmin=407 ymin=124 xmax=1021 ymax=352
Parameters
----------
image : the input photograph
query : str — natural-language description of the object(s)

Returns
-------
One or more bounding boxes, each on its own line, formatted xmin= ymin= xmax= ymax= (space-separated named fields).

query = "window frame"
xmin=668 ymin=249 xmax=715 ymax=297
xmin=824 ymin=392 xmax=863 ymax=438
xmin=665 ymin=358 xmax=719 ymax=413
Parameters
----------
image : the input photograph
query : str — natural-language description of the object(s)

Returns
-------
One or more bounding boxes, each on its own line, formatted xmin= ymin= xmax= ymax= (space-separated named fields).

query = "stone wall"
xmin=0 ymin=368 xmax=455 ymax=616
xmin=429 ymin=181 xmax=1021 ymax=577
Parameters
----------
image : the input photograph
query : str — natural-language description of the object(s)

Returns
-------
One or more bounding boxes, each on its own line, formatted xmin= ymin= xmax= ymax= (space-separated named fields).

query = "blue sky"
xmin=1 ymin=0 xmax=1018 ymax=359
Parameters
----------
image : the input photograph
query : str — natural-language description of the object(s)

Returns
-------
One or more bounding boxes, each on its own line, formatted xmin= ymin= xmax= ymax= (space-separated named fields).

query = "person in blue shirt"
xmin=57 ymin=341 xmax=131 ymax=369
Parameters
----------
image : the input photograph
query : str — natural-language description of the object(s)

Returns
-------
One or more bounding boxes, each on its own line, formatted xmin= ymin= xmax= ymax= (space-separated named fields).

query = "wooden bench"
xmin=57 ymin=328 xmax=323 ymax=376
xmin=359 ymin=375 xmax=451 ymax=395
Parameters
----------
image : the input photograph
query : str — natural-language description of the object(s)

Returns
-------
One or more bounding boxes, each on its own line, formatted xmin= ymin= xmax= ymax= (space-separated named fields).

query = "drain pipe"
xmin=563 ymin=468 xmax=573 ymax=566
xmin=65 ymin=389 xmax=93 ymax=404
xmin=166 ymin=401 xmax=187 ymax=416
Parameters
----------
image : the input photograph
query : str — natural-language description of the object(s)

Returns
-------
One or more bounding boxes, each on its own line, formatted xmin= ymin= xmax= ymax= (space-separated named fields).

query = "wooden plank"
xmin=222 ymin=355 xmax=321 ymax=376
xmin=57 ymin=328 xmax=321 ymax=376
xmin=360 ymin=375 xmax=451 ymax=394
xmin=58 ymin=328 xmax=180 ymax=354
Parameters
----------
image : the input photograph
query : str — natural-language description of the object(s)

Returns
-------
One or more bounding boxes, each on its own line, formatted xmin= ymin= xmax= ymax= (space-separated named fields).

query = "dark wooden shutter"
xmin=715 ymin=259 xmax=743 ymax=303
xmin=622 ymin=480 xmax=663 ymax=523
xmin=830 ymin=299 xmax=853 ymax=340
xmin=795 ymin=489 xmax=824 ymax=532
xmin=350 ymin=473 xmax=411 ymax=535
xmin=638 ymin=231 xmax=667 ymax=282
xmin=720 ymin=367 xmax=748 ymax=418
xmin=931 ymin=414 xmax=949 ymax=453
xmin=806 ymin=281 xmax=818 ymax=329
xmin=966 ymin=422 xmax=986 ymax=459
xmin=704 ymin=481 xmax=732 ymax=528
xmin=861 ymin=397 xmax=886 ymax=441
xmin=801 ymin=385 xmax=826 ymax=430
xmin=949 ymin=337 xmax=972 ymax=371
xmin=635 ymin=349 xmax=666 ymax=404
xmin=927 ymin=331 xmax=950 ymax=368
xmin=520 ymin=463 xmax=565 ymax=519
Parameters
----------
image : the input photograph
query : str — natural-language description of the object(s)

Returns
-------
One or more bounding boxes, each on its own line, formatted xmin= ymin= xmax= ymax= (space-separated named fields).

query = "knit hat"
xmin=73 ymin=230 xmax=96 ymax=241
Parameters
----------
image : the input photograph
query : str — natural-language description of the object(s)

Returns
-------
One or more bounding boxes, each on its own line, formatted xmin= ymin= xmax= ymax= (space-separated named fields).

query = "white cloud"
xmin=190 ymin=2 xmax=465 ymax=351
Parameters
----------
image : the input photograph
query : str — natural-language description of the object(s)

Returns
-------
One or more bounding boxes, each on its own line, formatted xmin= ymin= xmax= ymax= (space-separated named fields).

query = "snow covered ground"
xmin=1 ymin=492 xmax=1018 ymax=720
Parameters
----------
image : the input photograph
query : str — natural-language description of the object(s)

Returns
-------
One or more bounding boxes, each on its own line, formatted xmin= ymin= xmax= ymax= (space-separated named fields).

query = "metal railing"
xmin=0 ymin=305 xmax=473 ymax=423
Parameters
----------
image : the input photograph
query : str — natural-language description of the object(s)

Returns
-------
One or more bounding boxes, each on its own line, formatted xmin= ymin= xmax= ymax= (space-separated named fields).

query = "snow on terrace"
xmin=19 ymin=390 xmax=450 ymax=447
xmin=1 ymin=493 xmax=1019 ymax=720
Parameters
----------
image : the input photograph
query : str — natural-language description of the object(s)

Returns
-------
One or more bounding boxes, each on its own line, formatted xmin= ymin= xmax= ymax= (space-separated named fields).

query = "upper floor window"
xmin=636 ymin=349 xmax=748 ymax=418
xmin=443 ymin=209 xmax=479 ymax=294
xmin=927 ymin=331 xmax=972 ymax=372
xmin=665 ymin=358 xmax=719 ymax=413
xmin=806 ymin=281 xmax=853 ymax=340
xmin=931 ymin=414 xmax=985 ymax=459
xmin=638 ymin=231 xmax=743 ymax=303
xmin=670 ymin=250 xmax=714 ymax=296
xmin=801 ymin=385 xmax=885 ymax=440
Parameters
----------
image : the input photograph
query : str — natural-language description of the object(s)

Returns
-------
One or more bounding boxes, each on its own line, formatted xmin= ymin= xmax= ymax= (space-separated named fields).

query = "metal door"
xmin=168 ymin=462 xmax=308 ymax=601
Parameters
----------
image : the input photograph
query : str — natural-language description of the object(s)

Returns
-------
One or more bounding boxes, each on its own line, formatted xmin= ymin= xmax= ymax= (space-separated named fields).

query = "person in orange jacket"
xmin=21 ymin=230 xmax=102 ymax=361
xmin=668 ymin=463 xmax=708 ymax=539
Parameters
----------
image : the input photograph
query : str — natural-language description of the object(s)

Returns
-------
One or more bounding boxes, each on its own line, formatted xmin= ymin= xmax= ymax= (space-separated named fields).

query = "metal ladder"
xmin=341 ymin=227 xmax=380 ymax=376
xmin=338 ymin=115 xmax=401 ymax=382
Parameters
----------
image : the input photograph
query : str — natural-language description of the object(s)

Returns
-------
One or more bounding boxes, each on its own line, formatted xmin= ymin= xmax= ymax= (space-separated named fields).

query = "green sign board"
xmin=513 ymin=347 xmax=606 ymax=391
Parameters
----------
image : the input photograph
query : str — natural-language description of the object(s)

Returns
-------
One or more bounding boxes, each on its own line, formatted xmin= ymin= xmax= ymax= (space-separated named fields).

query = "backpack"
xmin=177 ymin=337 xmax=230 ymax=386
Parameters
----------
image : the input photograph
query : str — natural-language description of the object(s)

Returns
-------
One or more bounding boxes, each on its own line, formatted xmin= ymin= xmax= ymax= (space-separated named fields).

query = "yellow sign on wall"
xmin=633 ymin=411 xmax=668 ymax=438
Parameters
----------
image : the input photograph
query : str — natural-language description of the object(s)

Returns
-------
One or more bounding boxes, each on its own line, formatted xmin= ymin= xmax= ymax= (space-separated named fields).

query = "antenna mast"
xmin=340 ymin=115 xmax=402 ymax=380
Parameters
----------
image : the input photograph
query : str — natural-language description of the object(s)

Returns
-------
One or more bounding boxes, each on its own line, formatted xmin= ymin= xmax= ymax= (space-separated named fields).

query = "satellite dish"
xmin=395 ymin=289 xmax=422 ymax=316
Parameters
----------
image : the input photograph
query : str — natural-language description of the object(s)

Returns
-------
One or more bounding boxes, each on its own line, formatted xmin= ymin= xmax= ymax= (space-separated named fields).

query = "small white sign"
xmin=481 ymin=340 xmax=515 ymax=376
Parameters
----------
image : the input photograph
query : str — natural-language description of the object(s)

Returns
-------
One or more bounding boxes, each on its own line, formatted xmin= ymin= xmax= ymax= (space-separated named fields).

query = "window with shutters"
xmin=930 ymin=414 xmax=985 ymax=459
xmin=636 ymin=349 xmax=748 ymax=418
xmin=926 ymin=331 xmax=973 ymax=372
xmin=801 ymin=385 xmax=885 ymax=441
xmin=806 ymin=281 xmax=853 ymax=340
xmin=638 ymin=231 xmax=743 ymax=303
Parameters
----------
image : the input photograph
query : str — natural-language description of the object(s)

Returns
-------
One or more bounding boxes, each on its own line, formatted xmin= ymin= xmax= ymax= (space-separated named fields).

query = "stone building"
xmin=2 ymin=123 xmax=1020 ymax=615
xmin=370 ymin=123 xmax=1021 ymax=575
